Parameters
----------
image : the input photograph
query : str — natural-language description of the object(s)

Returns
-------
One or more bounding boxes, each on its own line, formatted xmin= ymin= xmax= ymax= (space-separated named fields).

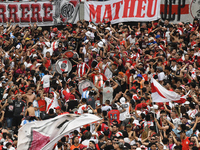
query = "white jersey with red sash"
xmin=94 ymin=74 xmax=104 ymax=87
xmin=51 ymin=41 xmax=59 ymax=51
xmin=44 ymin=95 xmax=59 ymax=113
xmin=102 ymin=62 xmax=112 ymax=79
xmin=77 ymin=62 xmax=90 ymax=78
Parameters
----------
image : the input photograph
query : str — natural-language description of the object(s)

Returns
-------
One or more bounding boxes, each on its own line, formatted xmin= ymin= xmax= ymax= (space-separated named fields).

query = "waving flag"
xmin=17 ymin=114 xmax=101 ymax=150
xmin=151 ymin=78 xmax=189 ymax=103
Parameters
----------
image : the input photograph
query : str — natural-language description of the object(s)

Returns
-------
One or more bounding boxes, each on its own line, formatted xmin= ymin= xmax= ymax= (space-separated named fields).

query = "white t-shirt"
xmin=117 ymin=102 xmax=130 ymax=121
xmin=158 ymin=72 xmax=165 ymax=81
xmin=126 ymin=35 xmax=135 ymax=45
xmin=172 ymin=118 xmax=181 ymax=128
xmin=41 ymin=75 xmax=53 ymax=88
xmin=102 ymin=62 xmax=112 ymax=79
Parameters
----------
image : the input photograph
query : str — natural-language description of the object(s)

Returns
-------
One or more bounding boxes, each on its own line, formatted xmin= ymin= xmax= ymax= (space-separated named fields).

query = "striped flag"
xmin=151 ymin=78 xmax=189 ymax=103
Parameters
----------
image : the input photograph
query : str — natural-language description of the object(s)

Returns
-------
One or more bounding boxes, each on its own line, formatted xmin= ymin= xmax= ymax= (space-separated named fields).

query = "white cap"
xmin=88 ymin=24 xmax=93 ymax=28
xmin=32 ymin=54 xmax=37 ymax=58
xmin=120 ymin=97 xmax=126 ymax=104
xmin=45 ymin=42 xmax=50 ymax=47
xmin=105 ymin=27 xmax=111 ymax=31
xmin=149 ymin=37 xmax=154 ymax=41
xmin=92 ymin=48 xmax=98 ymax=52
xmin=153 ymin=105 xmax=158 ymax=110
xmin=98 ymin=41 xmax=104 ymax=48
xmin=184 ymin=101 xmax=190 ymax=105
xmin=36 ymin=63 xmax=42 ymax=67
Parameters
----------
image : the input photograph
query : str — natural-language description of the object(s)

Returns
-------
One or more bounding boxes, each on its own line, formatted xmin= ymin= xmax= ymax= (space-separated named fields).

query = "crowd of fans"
xmin=0 ymin=17 xmax=200 ymax=150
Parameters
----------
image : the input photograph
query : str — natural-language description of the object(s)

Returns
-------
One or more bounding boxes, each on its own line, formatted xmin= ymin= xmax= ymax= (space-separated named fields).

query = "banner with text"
xmin=84 ymin=0 xmax=161 ymax=24
xmin=160 ymin=0 xmax=200 ymax=23
xmin=0 ymin=0 xmax=80 ymax=26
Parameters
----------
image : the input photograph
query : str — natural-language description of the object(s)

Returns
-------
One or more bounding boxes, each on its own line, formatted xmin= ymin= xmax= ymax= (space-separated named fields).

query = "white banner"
xmin=84 ymin=0 xmax=161 ymax=24
xmin=17 ymin=114 xmax=101 ymax=150
xmin=0 ymin=0 xmax=80 ymax=26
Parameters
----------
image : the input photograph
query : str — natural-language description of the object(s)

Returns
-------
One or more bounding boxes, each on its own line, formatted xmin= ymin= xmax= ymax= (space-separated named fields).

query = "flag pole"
xmin=151 ymin=95 xmax=158 ymax=134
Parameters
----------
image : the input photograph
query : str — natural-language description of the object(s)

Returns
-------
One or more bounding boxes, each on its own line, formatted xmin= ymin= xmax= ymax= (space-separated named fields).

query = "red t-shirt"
xmin=45 ymin=57 xmax=51 ymax=69
xmin=38 ymin=99 xmax=46 ymax=112
xmin=182 ymin=137 xmax=190 ymax=150
xmin=108 ymin=109 xmax=120 ymax=124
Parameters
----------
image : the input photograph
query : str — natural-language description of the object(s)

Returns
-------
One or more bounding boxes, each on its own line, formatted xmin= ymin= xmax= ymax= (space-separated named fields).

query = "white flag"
xmin=17 ymin=114 xmax=101 ymax=150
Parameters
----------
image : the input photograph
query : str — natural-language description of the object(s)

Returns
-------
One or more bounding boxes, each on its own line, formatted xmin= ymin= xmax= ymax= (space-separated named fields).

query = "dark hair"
xmin=28 ymin=102 xmax=32 ymax=107
xmin=162 ymin=138 xmax=169 ymax=144
xmin=82 ymin=98 xmax=87 ymax=103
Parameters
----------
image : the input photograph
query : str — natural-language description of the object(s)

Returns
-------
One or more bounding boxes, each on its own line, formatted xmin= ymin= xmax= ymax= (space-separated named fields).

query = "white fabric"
xmin=41 ymin=75 xmax=53 ymax=88
xmin=151 ymin=78 xmax=189 ymax=102
xmin=18 ymin=114 xmax=101 ymax=150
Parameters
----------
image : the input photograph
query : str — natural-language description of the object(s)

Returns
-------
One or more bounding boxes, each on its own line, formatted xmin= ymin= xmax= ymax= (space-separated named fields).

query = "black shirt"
xmin=87 ymin=96 xmax=95 ymax=109
xmin=13 ymin=100 xmax=26 ymax=117
xmin=67 ymin=100 xmax=78 ymax=112
xmin=0 ymin=87 xmax=5 ymax=100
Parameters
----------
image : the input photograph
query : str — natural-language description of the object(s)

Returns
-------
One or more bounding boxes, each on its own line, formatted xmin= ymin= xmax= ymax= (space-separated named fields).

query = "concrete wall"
xmin=79 ymin=2 xmax=85 ymax=20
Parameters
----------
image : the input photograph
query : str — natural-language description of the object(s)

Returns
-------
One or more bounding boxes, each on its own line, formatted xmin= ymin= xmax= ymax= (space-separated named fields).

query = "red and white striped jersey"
xmin=77 ymin=62 xmax=90 ymax=78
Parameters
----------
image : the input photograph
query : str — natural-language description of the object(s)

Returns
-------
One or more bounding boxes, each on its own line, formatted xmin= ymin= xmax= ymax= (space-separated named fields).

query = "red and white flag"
xmin=17 ymin=114 xmax=101 ymax=150
xmin=151 ymin=78 xmax=189 ymax=103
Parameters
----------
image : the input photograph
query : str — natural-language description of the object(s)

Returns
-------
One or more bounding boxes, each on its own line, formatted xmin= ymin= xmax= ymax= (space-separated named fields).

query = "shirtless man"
xmin=25 ymin=102 xmax=35 ymax=117
xmin=20 ymin=102 xmax=37 ymax=127
xmin=25 ymin=88 xmax=36 ymax=105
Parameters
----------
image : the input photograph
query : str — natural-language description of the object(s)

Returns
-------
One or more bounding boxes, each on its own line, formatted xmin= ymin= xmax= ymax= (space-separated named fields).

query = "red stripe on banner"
xmin=151 ymin=82 xmax=166 ymax=99
xmin=160 ymin=4 xmax=189 ymax=15
xmin=174 ymin=97 xmax=186 ymax=104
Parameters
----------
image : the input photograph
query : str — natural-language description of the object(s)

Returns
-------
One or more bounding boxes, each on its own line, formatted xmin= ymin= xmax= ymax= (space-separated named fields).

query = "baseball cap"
xmin=2 ymin=81 xmax=6 ymax=84
xmin=126 ymin=124 xmax=132 ymax=127
xmin=137 ymin=74 xmax=142 ymax=78
xmin=184 ymin=101 xmax=190 ymax=105
xmin=54 ymin=106 xmax=61 ymax=110
xmin=141 ymin=145 xmax=146 ymax=149
xmin=120 ymin=97 xmax=126 ymax=104
xmin=53 ymin=27 xmax=58 ymax=32
xmin=105 ymin=27 xmax=111 ymax=31
xmin=155 ymin=35 xmax=161 ymax=39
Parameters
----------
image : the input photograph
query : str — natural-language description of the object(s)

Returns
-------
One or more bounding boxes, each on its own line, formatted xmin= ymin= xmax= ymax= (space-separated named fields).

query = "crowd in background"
xmin=0 ymin=17 xmax=200 ymax=150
